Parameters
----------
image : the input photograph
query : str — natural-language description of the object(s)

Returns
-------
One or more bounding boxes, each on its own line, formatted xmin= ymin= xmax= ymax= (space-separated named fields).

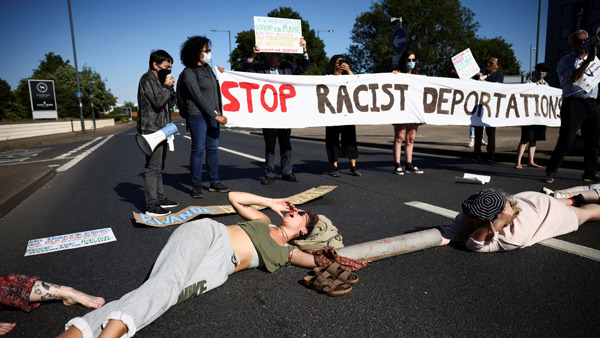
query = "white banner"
xmin=575 ymin=56 xmax=600 ymax=92
xmin=219 ymin=70 xmax=563 ymax=129
xmin=25 ymin=228 xmax=116 ymax=256
xmin=253 ymin=16 xmax=303 ymax=54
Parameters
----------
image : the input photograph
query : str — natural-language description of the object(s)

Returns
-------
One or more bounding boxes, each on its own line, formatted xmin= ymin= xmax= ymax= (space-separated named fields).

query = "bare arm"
xmin=228 ymin=191 xmax=296 ymax=222
xmin=470 ymin=202 xmax=514 ymax=242
xmin=288 ymin=248 xmax=317 ymax=268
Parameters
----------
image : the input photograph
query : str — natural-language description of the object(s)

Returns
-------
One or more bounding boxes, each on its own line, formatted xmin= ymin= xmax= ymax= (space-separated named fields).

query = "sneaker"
xmin=159 ymin=199 xmax=179 ymax=208
xmin=468 ymin=138 xmax=474 ymax=148
xmin=330 ymin=168 xmax=341 ymax=177
xmin=487 ymin=155 xmax=495 ymax=164
xmin=146 ymin=206 xmax=171 ymax=217
xmin=554 ymin=190 xmax=570 ymax=199
xmin=582 ymin=173 xmax=600 ymax=182
xmin=544 ymin=172 xmax=555 ymax=184
xmin=282 ymin=174 xmax=300 ymax=182
xmin=405 ymin=164 xmax=423 ymax=174
xmin=472 ymin=155 xmax=483 ymax=162
xmin=394 ymin=167 xmax=404 ymax=175
xmin=209 ymin=182 xmax=230 ymax=193
xmin=261 ymin=176 xmax=275 ymax=185
xmin=192 ymin=185 xmax=204 ymax=199
xmin=350 ymin=167 xmax=362 ymax=176
xmin=541 ymin=187 xmax=554 ymax=196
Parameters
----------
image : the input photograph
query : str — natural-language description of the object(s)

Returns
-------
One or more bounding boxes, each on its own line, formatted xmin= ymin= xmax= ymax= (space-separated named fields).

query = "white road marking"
xmin=57 ymin=135 xmax=114 ymax=172
xmin=182 ymin=135 xmax=265 ymax=162
xmin=405 ymin=201 xmax=600 ymax=262
xmin=54 ymin=137 xmax=103 ymax=159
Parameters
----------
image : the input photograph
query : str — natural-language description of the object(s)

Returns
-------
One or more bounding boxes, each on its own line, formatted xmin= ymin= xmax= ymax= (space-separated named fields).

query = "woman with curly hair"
xmin=439 ymin=188 xmax=600 ymax=252
xmin=177 ymin=35 xmax=229 ymax=199
xmin=324 ymin=55 xmax=361 ymax=177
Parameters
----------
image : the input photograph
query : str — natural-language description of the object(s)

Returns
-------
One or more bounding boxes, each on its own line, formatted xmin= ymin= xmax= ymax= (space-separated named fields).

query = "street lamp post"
xmin=211 ymin=29 xmax=232 ymax=69
xmin=67 ymin=0 xmax=85 ymax=132
xmin=317 ymin=29 xmax=333 ymax=38
xmin=89 ymin=81 xmax=96 ymax=131
xmin=530 ymin=44 xmax=536 ymax=80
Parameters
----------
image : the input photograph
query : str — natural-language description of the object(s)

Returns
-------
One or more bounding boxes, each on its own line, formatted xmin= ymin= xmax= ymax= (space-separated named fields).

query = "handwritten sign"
xmin=133 ymin=185 xmax=337 ymax=227
xmin=574 ymin=56 xmax=600 ymax=92
xmin=452 ymin=48 xmax=480 ymax=80
xmin=25 ymin=228 xmax=116 ymax=256
xmin=254 ymin=16 xmax=303 ymax=54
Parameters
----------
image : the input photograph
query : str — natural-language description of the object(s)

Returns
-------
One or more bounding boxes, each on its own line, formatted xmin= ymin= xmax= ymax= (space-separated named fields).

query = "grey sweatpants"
xmin=66 ymin=219 xmax=236 ymax=337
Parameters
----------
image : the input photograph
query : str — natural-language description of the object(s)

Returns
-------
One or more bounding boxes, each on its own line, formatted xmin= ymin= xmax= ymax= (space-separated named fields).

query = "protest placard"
xmin=451 ymin=48 xmax=480 ymax=80
xmin=25 ymin=228 xmax=116 ymax=256
xmin=253 ymin=16 xmax=303 ymax=54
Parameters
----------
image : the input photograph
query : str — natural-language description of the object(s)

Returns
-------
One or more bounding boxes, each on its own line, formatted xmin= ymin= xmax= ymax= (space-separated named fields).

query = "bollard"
xmin=336 ymin=228 xmax=443 ymax=261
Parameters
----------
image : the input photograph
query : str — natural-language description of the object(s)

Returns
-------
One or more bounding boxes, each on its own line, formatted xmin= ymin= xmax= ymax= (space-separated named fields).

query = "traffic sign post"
xmin=392 ymin=27 xmax=407 ymax=54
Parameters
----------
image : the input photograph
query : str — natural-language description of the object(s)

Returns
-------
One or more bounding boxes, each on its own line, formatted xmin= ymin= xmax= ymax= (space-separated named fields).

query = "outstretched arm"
xmin=228 ymin=191 xmax=296 ymax=222
xmin=288 ymin=248 xmax=317 ymax=268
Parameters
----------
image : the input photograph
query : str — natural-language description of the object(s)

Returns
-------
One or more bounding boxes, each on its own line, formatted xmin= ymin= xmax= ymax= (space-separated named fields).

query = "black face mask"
xmin=157 ymin=68 xmax=171 ymax=84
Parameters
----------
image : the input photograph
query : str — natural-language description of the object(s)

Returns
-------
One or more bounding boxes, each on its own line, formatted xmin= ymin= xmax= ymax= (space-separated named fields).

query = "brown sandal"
xmin=313 ymin=262 xmax=359 ymax=284
xmin=303 ymin=271 xmax=352 ymax=296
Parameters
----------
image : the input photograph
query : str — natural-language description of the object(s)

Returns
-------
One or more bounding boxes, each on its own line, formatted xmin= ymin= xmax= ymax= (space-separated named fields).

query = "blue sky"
xmin=0 ymin=0 xmax=548 ymax=105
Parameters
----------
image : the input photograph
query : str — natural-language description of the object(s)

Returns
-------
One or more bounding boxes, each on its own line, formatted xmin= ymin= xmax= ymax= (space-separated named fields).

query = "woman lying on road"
xmin=59 ymin=192 xmax=321 ymax=338
xmin=439 ymin=188 xmax=600 ymax=252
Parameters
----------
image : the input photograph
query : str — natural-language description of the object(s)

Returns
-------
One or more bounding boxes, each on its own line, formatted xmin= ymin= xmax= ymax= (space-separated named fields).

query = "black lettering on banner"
xmin=549 ymin=96 xmax=562 ymax=118
xmin=353 ymin=84 xmax=369 ymax=112
xmin=493 ymin=93 xmax=506 ymax=118
xmin=541 ymin=95 xmax=549 ymax=118
xmin=519 ymin=94 xmax=533 ymax=117
xmin=316 ymin=85 xmax=335 ymax=114
xmin=479 ymin=92 xmax=492 ymax=117
xmin=464 ymin=91 xmax=479 ymax=116
xmin=422 ymin=87 xmax=437 ymax=114
xmin=451 ymin=90 xmax=464 ymax=115
xmin=437 ymin=88 xmax=452 ymax=115
xmin=505 ymin=94 xmax=520 ymax=118
xmin=368 ymin=83 xmax=380 ymax=112
xmin=337 ymin=85 xmax=353 ymax=113
xmin=381 ymin=84 xmax=395 ymax=111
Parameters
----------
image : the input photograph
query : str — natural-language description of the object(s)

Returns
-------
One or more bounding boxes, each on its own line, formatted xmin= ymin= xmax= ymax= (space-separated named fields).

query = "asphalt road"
xmin=1 ymin=121 xmax=599 ymax=337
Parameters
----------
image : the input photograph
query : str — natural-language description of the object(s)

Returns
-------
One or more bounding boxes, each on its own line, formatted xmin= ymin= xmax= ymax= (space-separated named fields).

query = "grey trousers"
xmin=66 ymin=219 xmax=235 ymax=337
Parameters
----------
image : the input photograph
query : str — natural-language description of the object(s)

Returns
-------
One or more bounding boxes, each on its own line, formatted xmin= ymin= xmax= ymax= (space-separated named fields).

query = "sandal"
xmin=313 ymin=262 xmax=359 ymax=284
xmin=303 ymin=271 xmax=352 ymax=296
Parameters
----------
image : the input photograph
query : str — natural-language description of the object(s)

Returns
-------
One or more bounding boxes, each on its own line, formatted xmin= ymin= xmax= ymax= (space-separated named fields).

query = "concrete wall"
xmin=0 ymin=119 xmax=115 ymax=141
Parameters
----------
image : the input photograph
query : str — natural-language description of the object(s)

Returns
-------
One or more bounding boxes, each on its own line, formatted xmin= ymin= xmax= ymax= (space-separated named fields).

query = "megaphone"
xmin=135 ymin=123 xmax=178 ymax=156
xmin=583 ymin=26 xmax=600 ymax=50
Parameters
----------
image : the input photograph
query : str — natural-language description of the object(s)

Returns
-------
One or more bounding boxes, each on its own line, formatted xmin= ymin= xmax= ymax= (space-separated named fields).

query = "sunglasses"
xmin=407 ymin=58 xmax=416 ymax=61
xmin=297 ymin=210 xmax=307 ymax=216
xmin=575 ymin=38 xmax=588 ymax=43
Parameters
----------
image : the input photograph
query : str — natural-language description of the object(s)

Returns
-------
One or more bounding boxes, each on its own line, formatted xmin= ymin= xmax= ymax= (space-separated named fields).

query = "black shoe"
xmin=209 ymin=182 xmax=230 ymax=193
xmin=582 ymin=173 xmax=600 ymax=182
xmin=405 ymin=164 xmax=423 ymax=174
xmin=192 ymin=185 xmax=204 ymax=199
xmin=472 ymin=155 xmax=483 ymax=162
xmin=350 ymin=167 xmax=362 ymax=176
xmin=159 ymin=199 xmax=179 ymax=208
xmin=261 ymin=176 xmax=275 ymax=185
xmin=487 ymin=155 xmax=495 ymax=164
xmin=282 ymin=174 xmax=300 ymax=182
xmin=330 ymin=168 xmax=341 ymax=177
xmin=146 ymin=206 xmax=171 ymax=217
xmin=544 ymin=172 xmax=555 ymax=184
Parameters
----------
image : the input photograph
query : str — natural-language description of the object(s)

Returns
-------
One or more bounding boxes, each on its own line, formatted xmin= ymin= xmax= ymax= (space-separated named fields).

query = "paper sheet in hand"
xmin=25 ymin=228 xmax=116 ymax=256
xmin=454 ymin=173 xmax=491 ymax=184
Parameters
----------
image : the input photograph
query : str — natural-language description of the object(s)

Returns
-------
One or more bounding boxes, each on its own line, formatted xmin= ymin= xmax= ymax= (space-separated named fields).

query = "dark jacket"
xmin=242 ymin=56 xmax=310 ymax=75
xmin=137 ymin=70 xmax=175 ymax=134
xmin=178 ymin=66 xmax=221 ymax=119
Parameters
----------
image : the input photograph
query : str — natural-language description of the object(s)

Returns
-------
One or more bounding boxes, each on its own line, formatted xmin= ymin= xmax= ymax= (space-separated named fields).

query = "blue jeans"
xmin=188 ymin=114 xmax=220 ymax=186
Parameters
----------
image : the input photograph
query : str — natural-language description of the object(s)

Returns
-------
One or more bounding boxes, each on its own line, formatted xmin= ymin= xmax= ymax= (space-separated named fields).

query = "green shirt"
xmin=238 ymin=220 xmax=297 ymax=272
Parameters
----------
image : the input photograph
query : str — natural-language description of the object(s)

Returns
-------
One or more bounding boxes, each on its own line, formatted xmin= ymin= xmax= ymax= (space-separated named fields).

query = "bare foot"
xmin=0 ymin=322 xmax=16 ymax=336
xmin=528 ymin=162 xmax=542 ymax=168
xmin=59 ymin=286 xmax=105 ymax=309
xmin=515 ymin=164 xmax=523 ymax=169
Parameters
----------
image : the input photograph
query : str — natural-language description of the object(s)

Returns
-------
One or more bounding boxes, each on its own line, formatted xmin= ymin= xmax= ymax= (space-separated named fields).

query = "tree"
xmin=468 ymin=37 xmax=520 ymax=75
xmin=0 ymin=77 xmax=26 ymax=121
xmin=230 ymin=6 xmax=329 ymax=74
xmin=12 ymin=52 xmax=117 ymax=120
xmin=348 ymin=0 xmax=519 ymax=77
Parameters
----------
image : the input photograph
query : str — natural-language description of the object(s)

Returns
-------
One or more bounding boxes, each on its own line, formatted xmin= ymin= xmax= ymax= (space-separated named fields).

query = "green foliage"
xmin=348 ymin=0 xmax=520 ymax=76
xmin=230 ymin=6 xmax=329 ymax=74
xmin=469 ymin=37 xmax=520 ymax=75
xmin=10 ymin=52 xmax=117 ymax=120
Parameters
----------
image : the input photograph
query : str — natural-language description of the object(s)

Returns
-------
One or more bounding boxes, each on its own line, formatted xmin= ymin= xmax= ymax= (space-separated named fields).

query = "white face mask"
xmin=200 ymin=52 xmax=211 ymax=64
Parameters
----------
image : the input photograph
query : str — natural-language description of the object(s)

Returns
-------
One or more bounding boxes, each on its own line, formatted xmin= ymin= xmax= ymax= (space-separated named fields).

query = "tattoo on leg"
xmin=34 ymin=288 xmax=42 ymax=295
xmin=41 ymin=281 xmax=60 ymax=290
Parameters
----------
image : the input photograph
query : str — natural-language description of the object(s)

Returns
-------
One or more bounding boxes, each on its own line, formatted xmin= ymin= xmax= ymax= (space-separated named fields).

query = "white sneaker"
xmin=554 ymin=190 xmax=569 ymax=199
xmin=394 ymin=167 xmax=404 ymax=175
xmin=468 ymin=139 xmax=474 ymax=148
xmin=542 ymin=187 xmax=554 ymax=195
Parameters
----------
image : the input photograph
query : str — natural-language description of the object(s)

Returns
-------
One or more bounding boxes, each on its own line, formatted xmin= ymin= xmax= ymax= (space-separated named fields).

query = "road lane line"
xmin=57 ymin=135 xmax=114 ymax=172
xmin=182 ymin=135 xmax=265 ymax=162
xmin=54 ymin=137 xmax=103 ymax=160
xmin=405 ymin=201 xmax=600 ymax=262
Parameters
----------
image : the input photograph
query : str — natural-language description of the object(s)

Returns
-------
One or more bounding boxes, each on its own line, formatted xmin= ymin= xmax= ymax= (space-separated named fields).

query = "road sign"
xmin=392 ymin=28 xmax=407 ymax=54
xmin=76 ymin=92 xmax=82 ymax=98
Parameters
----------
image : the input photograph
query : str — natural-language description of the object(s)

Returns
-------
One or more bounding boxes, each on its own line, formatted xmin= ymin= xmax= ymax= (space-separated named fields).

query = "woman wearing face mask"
xmin=177 ymin=36 xmax=230 ymax=199
xmin=515 ymin=63 xmax=550 ymax=169
xmin=391 ymin=50 xmax=424 ymax=175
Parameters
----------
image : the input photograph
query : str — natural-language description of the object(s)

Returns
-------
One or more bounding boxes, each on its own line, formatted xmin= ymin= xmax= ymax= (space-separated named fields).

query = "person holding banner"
xmin=545 ymin=29 xmax=600 ymax=184
xmin=242 ymin=37 xmax=310 ymax=185
xmin=392 ymin=49 xmax=424 ymax=175
xmin=0 ymin=274 xmax=105 ymax=335
xmin=178 ymin=36 xmax=230 ymax=199
xmin=137 ymin=50 xmax=178 ymax=217
xmin=59 ymin=192 xmax=325 ymax=338
xmin=325 ymin=55 xmax=361 ymax=177
xmin=472 ymin=56 xmax=504 ymax=163
xmin=515 ymin=63 xmax=550 ymax=169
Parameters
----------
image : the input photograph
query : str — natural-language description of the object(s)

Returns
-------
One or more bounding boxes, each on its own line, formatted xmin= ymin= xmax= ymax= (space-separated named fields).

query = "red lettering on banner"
xmin=221 ymin=81 xmax=297 ymax=113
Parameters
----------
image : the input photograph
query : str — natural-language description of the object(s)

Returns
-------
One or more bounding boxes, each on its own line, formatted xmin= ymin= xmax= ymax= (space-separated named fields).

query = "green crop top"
xmin=237 ymin=220 xmax=297 ymax=272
